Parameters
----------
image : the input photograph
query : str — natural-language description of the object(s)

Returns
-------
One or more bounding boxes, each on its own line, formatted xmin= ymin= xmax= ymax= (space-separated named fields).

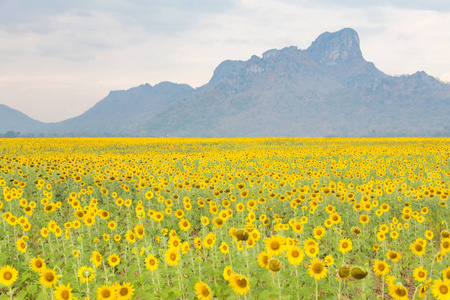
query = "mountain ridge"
xmin=1 ymin=28 xmax=449 ymax=137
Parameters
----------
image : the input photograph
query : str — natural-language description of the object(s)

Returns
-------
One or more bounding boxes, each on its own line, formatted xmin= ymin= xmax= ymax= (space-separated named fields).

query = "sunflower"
xmin=144 ymin=254 xmax=158 ymax=271
xmin=443 ymin=266 xmax=450 ymax=281
xmin=97 ymin=285 xmax=115 ymax=300
xmin=116 ymin=282 xmax=134 ymax=300
xmin=178 ymin=218 xmax=191 ymax=231
xmin=413 ymin=266 xmax=427 ymax=283
xmin=91 ymin=251 xmax=102 ymax=267
xmin=219 ymin=242 xmax=229 ymax=254
xmin=134 ymin=224 xmax=145 ymax=239
xmin=0 ymin=265 xmax=18 ymax=286
xmin=40 ymin=268 xmax=60 ymax=288
xmin=108 ymin=254 xmax=121 ymax=267
xmin=308 ymin=259 xmax=328 ymax=280
xmin=77 ymin=266 xmax=95 ymax=283
xmin=313 ymin=226 xmax=326 ymax=240
xmin=228 ymin=274 xmax=250 ymax=295
xmin=389 ymin=284 xmax=409 ymax=300
xmin=305 ymin=244 xmax=319 ymax=258
xmin=338 ymin=238 xmax=353 ymax=254
xmin=53 ymin=283 xmax=73 ymax=300
xmin=441 ymin=238 xmax=450 ymax=253
xmin=29 ymin=256 xmax=46 ymax=273
xmin=223 ymin=266 xmax=233 ymax=281
xmin=125 ymin=231 xmax=136 ymax=244
xmin=195 ymin=280 xmax=212 ymax=300
xmin=203 ymin=232 xmax=216 ymax=249
xmin=16 ymin=238 xmax=27 ymax=253
xmin=419 ymin=278 xmax=432 ymax=298
xmin=337 ymin=266 xmax=350 ymax=281
xmin=411 ymin=242 xmax=426 ymax=256
xmin=165 ymin=248 xmax=180 ymax=267
xmin=425 ymin=230 xmax=434 ymax=240
xmin=213 ymin=217 xmax=225 ymax=228
xmin=432 ymin=279 xmax=450 ymax=300
xmin=386 ymin=251 xmax=401 ymax=263
xmin=285 ymin=246 xmax=304 ymax=266
xmin=359 ymin=214 xmax=369 ymax=224
xmin=373 ymin=259 xmax=390 ymax=276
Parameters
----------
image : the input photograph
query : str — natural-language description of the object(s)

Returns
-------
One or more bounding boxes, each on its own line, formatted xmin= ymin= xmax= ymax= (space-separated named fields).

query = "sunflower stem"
xmin=315 ymin=279 xmax=319 ymax=300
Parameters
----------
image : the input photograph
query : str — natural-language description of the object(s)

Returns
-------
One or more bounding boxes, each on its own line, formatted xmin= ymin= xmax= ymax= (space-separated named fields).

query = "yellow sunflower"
xmin=116 ymin=282 xmax=134 ymax=300
xmin=165 ymin=248 xmax=180 ymax=267
xmin=228 ymin=274 xmax=250 ymax=295
xmin=223 ymin=266 xmax=233 ymax=281
xmin=77 ymin=266 xmax=95 ymax=283
xmin=265 ymin=235 xmax=285 ymax=256
xmin=108 ymin=254 xmax=121 ymax=267
xmin=39 ymin=268 xmax=60 ymax=288
xmin=308 ymin=259 xmax=328 ymax=280
xmin=91 ymin=251 xmax=102 ymax=267
xmin=195 ymin=280 xmax=212 ymax=300
xmin=97 ymin=285 xmax=115 ymax=300
xmin=53 ymin=283 xmax=73 ymax=300
xmin=0 ymin=265 xmax=19 ymax=286
xmin=413 ymin=266 xmax=427 ymax=283
xmin=285 ymin=246 xmax=304 ymax=266
xmin=338 ymin=238 xmax=353 ymax=254
xmin=389 ymin=284 xmax=409 ymax=300
xmin=29 ymin=256 xmax=46 ymax=273
xmin=432 ymin=279 xmax=450 ymax=300
xmin=313 ymin=226 xmax=326 ymax=240
xmin=145 ymin=254 xmax=158 ymax=271
xmin=373 ymin=259 xmax=390 ymax=276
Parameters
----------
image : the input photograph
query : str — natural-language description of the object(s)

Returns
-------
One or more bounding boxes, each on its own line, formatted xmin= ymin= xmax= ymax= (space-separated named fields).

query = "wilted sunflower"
xmin=29 ymin=256 xmax=46 ymax=273
xmin=40 ymin=268 xmax=60 ymax=288
xmin=308 ymin=259 xmax=328 ymax=280
xmin=144 ymin=254 xmax=158 ymax=271
xmin=0 ymin=265 xmax=18 ymax=286
xmin=337 ymin=266 xmax=350 ymax=281
xmin=268 ymin=259 xmax=282 ymax=272
xmin=195 ymin=280 xmax=212 ymax=300
xmin=53 ymin=283 xmax=72 ymax=300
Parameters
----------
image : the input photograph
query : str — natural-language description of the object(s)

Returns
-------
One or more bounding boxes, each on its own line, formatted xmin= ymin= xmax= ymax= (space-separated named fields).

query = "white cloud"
xmin=0 ymin=0 xmax=449 ymax=122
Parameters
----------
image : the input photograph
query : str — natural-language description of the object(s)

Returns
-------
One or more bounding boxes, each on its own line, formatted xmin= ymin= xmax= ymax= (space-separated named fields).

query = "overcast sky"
xmin=1 ymin=0 xmax=449 ymax=122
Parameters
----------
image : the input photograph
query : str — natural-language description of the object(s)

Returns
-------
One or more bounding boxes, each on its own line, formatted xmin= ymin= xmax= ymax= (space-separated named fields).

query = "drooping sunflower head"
xmin=268 ymin=259 xmax=281 ymax=272
xmin=350 ymin=267 xmax=368 ymax=280
xmin=338 ymin=266 xmax=350 ymax=280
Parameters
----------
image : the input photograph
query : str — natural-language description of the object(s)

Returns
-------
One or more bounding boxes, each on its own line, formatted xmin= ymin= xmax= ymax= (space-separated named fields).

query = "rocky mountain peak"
xmin=307 ymin=28 xmax=363 ymax=66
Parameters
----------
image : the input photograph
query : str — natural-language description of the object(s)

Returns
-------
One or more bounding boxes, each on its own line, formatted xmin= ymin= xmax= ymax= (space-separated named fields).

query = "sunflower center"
xmin=150 ymin=259 xmax=155 ymax=265
xmin=271 ymin=241 xmax=280 ymax=250
xmin=440 ymin=285 xmax=449 ymax=294
xmin=170 ymin=253 xmax=177 ymax=261
xmin=120 ymin=288 xmax=128 ymax=296
xmin=3 ymin=271 xmax=12 ymax=280
xmin=61 ymin=290 xmax=70 ymax=299
xmin=201 ymin=287 xmax=210 ymax=296
xmin=45 ymin=272 xmax=55 ymax=281
xmin=291 ymin=250 xmax=299 ymax=258
xmin=415 ymin=244 xmax=423 ymax=252
xmin=313 ymin=264 xmax=323 ymax=274
xmin=237 ymin=278 xmax=248 ymax=288
xmin=35 ymin=260 xmax=43 ymax=268
xmin=395 ymin=288 xmax=407 ymax=296
xmin=378 ymin=264 xmax=385 ymax=271
xmin=443 ymin=242 xmax=450 ymax=249
xmin=419 ymin=271 xmax=425 ymax=277
xmin=112 ymin=257 xmax=117 ymax=262
xmin=342 ymin=242 xmax=348 ymax=248
xmin=102 ymin=290 xmax=111 ymax=297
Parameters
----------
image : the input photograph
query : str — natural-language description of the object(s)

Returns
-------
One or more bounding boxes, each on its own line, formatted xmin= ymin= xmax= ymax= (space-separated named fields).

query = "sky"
xmin=0 ymin=0 xmax=449 ymax=122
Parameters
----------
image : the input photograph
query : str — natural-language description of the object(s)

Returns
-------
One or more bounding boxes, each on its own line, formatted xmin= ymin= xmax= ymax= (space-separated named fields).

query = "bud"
xmin=351 ymin=267 xmax=368 ymax=280
xmin=235 ymin=230 xmax=249 ymax=241
xmin=269 ymin=259 xmax=281 ymax=272
xmin=338 ymin=266 xmax=350 ymax=279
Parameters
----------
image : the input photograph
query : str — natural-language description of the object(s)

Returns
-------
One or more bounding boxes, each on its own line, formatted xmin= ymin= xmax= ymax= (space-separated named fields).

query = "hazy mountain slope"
xmin=0 ymin=104 xmax=45 ymax=134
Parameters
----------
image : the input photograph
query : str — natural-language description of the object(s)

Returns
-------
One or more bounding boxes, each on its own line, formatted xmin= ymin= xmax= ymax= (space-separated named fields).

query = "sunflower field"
xmin=0 ymin=137 xmax=450 ymax=300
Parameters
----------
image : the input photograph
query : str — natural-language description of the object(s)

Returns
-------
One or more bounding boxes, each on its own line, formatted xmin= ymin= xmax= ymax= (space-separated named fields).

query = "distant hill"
xmin=1 ymin=28 xmax=450 ymax=137
xmin=0 ymin=104 xmax=44 ymax=135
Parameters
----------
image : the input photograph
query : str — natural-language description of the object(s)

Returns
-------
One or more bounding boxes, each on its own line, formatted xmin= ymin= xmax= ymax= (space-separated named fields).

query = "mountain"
xmin=2 ymin=28 xmax=450 ymax=137
xmin=0 ymin=104 xmax=45 ymax=135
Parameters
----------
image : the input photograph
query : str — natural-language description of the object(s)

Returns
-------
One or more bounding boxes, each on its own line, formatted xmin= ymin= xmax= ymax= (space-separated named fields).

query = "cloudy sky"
xmin=1 ymin=0 xmax=449 ymax=122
